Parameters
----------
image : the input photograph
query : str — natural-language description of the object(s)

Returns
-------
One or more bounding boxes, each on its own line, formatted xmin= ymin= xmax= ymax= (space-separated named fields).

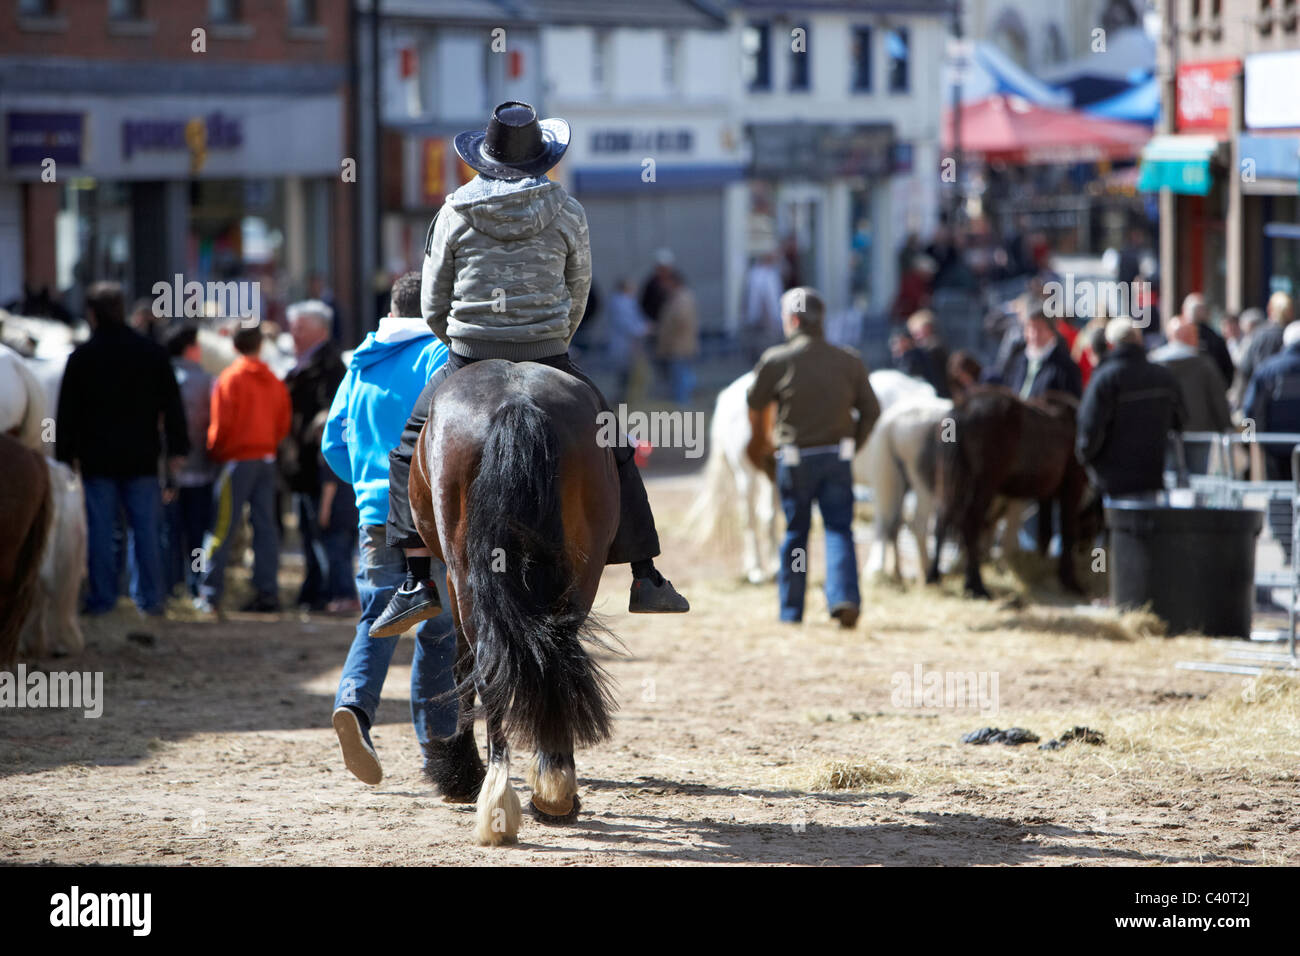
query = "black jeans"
xmin=385 ymin=350 xmax=661 ymax=566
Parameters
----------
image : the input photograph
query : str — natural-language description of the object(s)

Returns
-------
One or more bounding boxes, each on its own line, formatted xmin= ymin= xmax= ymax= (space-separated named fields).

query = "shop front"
xmin=1242 ymin=51 xmax=1300 ymax=308
xmin=2 ymin=93 xmax=343 ymax=321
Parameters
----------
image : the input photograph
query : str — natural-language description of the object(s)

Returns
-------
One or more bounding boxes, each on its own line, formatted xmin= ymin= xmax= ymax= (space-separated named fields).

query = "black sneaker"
xmin=239 ymin=593 xmax=280 ymax=613
xmin=629 ymin=575 xmax=690 ymax=613
xmin=369 ymin=581 xmax=442 ymax=637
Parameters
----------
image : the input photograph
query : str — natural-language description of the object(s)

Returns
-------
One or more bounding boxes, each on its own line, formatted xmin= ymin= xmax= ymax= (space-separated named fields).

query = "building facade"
xmin=0 ymin=0 xmax=355 ymax=335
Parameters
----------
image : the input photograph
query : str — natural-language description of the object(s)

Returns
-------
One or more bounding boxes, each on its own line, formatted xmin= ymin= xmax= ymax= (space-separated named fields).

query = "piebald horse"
xmin=410 ymin=360 xmax=619 ymax=846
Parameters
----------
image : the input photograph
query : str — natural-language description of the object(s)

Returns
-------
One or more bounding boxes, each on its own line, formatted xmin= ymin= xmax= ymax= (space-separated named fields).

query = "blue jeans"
xmin=200 ymin=459 xmax=280 ymax=604
xmin=83 ymin=475 xmax=165 ymax=615
xmin=163 ymin=483 xmax=213 ymax=598
xmin=334 ymin=526 xmax=458 ymax=747
xmin=667 ymin=359 xmax=696 ymax=405
xmin=777 ymin=453 xmax=861 ymax=622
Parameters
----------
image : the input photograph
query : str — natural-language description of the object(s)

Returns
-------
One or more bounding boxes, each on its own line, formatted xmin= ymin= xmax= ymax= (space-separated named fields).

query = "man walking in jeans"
xmin=320 ymin=272 xmax=457 ymax=785
xmin=747 ymin=287 xmax=881 ymax=627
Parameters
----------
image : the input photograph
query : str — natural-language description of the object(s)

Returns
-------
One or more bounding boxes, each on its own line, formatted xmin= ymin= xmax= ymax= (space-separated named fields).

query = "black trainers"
xmin=239 ymin=593 xmax=280 ymax=613
xmin=369 ymin=581 xmax=442 ymax=637
xmin=830 ymin=603 xmax=860 ymax=629
xmin=629 ymin=575 xmax=690 ymax=613
xmin=332 ymin=706 xmax=382 ymax=785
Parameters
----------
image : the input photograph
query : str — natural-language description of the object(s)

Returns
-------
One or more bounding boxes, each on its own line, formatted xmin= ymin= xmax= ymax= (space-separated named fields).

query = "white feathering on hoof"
xmin=475 ymin=760 xmax=521 ymax=846
xmin=527 ymin=755 xmax=577 ymax=816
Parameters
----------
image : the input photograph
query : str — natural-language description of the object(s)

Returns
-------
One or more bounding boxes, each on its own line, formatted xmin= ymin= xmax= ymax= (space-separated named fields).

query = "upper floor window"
xmin=1260 ymin=0 xmax=1275 ymax=35
xmin=19 ymin=0 xmax=53 ymax=15
xmin=209 ymin=0 xmax=240 ymax=24
xmin=743 ymin=21 xmax=772 ymax=92
xmin=665 ymin=32 xmax=682 ymax=91
xmin=788 ymin=21 xmax=810 ymax=92
xmin=851 ymin=26 xmax=872 ymax=92
xmin=108 ymin=0 xmax=143 ymax=19
xmin=289 ymin=0 xmax=317 ymax=27
xmin=886 ymin=26 xmax=909 ymax=93
xmin=592 ymin=29 xmax=611 ymax=92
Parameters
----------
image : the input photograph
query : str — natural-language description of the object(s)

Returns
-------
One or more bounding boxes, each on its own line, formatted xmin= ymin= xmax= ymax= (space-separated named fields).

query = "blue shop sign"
xmin=6 ymin=111 xmax=84 ymax=166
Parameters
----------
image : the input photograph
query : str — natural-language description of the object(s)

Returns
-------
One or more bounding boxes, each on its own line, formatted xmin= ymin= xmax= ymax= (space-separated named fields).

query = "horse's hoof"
xmin=529 ymin=794 xmax=581 ymax=824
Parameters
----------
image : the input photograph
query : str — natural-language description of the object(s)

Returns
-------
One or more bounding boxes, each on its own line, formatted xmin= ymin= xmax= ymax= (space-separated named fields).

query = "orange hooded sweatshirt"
xmin=207 ymin=355 xmax=292 ymax=463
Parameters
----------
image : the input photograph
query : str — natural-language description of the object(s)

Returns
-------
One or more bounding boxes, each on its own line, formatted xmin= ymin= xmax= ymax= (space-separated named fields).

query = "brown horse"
xmin=409 ymin=359 xmax=620 ymax=845
xmin=927 ymin=386 xmax=1087 ymax=598
xmin=0 ymin=432 xmax=54 ymax=665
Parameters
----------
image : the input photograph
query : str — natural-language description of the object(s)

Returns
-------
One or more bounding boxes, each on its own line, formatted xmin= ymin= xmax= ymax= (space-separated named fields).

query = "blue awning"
xmin=1086 ymin=75 xmax=1159 ymax=126
xmin=1238 ymin=133 xmax=1300 ymax=182
xmin=572 ymin=163 xmax=745 ymax=195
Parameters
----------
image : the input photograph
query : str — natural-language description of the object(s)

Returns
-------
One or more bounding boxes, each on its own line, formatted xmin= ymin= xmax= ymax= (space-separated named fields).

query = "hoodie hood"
xmin=451 ymin=175 xmax=563 ymax=242
xmin=349 ymin=317 xmax=437 ymax=371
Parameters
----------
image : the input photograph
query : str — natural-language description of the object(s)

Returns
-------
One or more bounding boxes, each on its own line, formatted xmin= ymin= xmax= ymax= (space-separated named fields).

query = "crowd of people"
xmin=53 ymin=281 xmax=359 ymax=621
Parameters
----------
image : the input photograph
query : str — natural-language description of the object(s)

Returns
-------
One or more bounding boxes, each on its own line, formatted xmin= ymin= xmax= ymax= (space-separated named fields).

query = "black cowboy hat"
xmin=453 ymin=101 xmax=569 ymax=181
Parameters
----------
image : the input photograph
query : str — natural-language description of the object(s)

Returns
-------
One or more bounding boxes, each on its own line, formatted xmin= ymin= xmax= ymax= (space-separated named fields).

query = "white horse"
xmin=0 ymin=343 xmax=50 ymax=449
xmin=862 ymin=393 xmax=953 ymax=584
xmin=686 ymin=368 xmax=934 ymax=583
xmin=20 ymin=459 xmax=86 ymax=657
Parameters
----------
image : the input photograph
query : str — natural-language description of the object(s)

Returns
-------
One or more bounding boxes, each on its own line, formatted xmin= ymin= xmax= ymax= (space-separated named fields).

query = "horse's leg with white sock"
xmin=475 ymin=714 xmax=521 ymax=846
xmin=528 ymin=750 xmax=579 ymax=820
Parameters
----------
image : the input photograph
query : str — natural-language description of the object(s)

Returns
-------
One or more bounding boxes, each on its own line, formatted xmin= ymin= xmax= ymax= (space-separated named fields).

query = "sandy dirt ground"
xmin=2 ymin=473 xmax=1298 ymax=866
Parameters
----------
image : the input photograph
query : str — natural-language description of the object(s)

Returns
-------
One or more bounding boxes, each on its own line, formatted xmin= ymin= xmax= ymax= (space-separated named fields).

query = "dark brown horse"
xmin=409 ymin=360 xmax=620 ymax=845
xmin=0 ymin=432 xmax=53 ymax=665
xmin=927 ymin=386 xmax=1087 ymax=598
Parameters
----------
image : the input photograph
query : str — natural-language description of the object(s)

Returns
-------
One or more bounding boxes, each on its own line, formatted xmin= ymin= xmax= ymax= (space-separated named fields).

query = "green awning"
xmin=1137 ymin=135 xmax=1220 ymax=196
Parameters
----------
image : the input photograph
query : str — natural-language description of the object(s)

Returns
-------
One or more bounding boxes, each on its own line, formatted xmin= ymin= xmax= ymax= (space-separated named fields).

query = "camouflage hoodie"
xmin=421 ymin=175 xmax=591 ymax=360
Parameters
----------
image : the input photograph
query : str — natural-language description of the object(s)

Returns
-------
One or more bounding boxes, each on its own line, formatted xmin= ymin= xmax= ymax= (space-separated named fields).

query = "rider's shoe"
xmin=629 ymin=573 xmax=690 ymax=613
xmin=332 ymin=706 xmax=382 ymax=785
xmin=830 ymin=602 xmax=860 ymax=629
xmin=369 ymin=581 xmax=442 ymax=637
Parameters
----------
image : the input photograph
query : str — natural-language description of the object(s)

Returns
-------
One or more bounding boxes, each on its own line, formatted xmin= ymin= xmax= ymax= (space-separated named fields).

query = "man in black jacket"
xmin=283 ymin=299 xmax=350 ymax=611
xmin=1077 ymin=317 xmax=1185 ymax=499
xmin=1180 ymin=293 xmax=1234 ymax=391
xmin=1003 ymin=304 xmax=1083 ymax=399
xmin=56 ymin=281 xmax=189 ymax=615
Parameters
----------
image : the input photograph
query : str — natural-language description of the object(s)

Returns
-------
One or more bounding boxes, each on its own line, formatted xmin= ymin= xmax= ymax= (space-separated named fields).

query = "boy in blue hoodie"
xmin=321 ymin=272 xmax=458 ymax=787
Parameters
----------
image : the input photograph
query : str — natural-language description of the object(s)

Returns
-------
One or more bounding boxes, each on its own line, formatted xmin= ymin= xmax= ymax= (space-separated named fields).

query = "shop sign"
xmin=6 ymin=111 xmax=83 ymax=166
xmin=590 ymin=129 xmax=694 ymax=155
xmin=121 ymin=111 xmax=243 ymax=172
xmin=1246 ymin=51 xmax=1300 ymax=130
xmin=1176 ymin=59 xmax=1238 ymax=133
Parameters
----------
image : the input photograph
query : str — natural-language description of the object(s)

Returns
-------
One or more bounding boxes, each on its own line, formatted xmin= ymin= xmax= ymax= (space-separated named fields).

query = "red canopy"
xmin=943 ymin=94 xmax=1151 ymax=164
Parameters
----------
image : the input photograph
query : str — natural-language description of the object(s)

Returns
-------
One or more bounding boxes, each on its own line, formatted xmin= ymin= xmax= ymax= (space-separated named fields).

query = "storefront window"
xmin=57 ymin=179 xmax=134 ymax=316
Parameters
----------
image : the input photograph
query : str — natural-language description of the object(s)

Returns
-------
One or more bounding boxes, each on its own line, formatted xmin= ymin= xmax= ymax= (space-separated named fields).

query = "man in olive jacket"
xmin=747 ymin=287 xmax=880 ymax=628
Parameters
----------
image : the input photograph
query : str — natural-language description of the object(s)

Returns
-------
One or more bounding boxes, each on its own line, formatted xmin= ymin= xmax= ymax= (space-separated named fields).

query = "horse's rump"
xmin=0 ymin=435 xmax=54 ymax=664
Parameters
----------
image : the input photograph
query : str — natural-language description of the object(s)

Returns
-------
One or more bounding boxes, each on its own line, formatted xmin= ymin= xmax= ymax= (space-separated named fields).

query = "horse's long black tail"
xmin=464 ymin=395 xmax=615 ymax=753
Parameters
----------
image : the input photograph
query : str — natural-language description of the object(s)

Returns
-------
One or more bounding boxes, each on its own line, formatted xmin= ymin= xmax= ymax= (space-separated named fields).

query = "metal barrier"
xmin=1178 ymin=430 xmax=1300 ymax=663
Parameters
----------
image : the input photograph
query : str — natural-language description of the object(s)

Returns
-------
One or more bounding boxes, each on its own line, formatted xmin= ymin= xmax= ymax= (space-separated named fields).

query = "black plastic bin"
xmin=1106 ymin=504 xmax=1264 ymax=638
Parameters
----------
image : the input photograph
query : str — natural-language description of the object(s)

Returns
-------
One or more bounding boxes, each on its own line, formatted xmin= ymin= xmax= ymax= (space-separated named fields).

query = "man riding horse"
xmin=370 ymin=102 xmax=689 ymax=637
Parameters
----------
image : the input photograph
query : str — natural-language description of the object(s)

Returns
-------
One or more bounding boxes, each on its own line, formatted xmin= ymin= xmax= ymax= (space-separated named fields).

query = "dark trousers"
xmin=385 ymin=350 xmax=661 ymax=565
xmin=297 ymin=490 xmax=360 ymax=607
xmin=164 ymin=483 xmax=213 ymax=598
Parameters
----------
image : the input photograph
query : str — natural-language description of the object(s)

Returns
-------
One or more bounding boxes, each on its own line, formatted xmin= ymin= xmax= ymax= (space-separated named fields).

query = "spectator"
xmin=1239 ymin=291 xmax=1295 ymax=392
xmin=1003 ymin=305 xmax=1083 ymax=399
xmin=198 ymin=324 xmax=292 ymax=614
xmin=1242 ymin=320 xmax=1300 ymax=566
xmin=606 ymin=277 xmax=652 ymax=403
xmin=1179 ymin=293 xmax=1234 ymax=390
xmin=1231 ymin=307 xmax=1267 ymax=408
xmin=1151 ymin=312 xmax=1232 ymax=474
xmin=742 ymin=250 xmax=785 ymax=359
xmin=891 ymin=254 xmax=935 ymax=323
xmin=655 ymin=270 xmax=700 ymax=405
xmin=890 ymin=329 xmax=938 ymax=387
xmin=1071 ymin=315 xmax=1110 ymax=388
xmin=906 ymin=309 xmax=950 ymax=397
xmin=162 ymin=323 xmax=216 ymax=599
xmin=1077 ymin=317 xmax=1184 ymax=501
xmin=320 ymin=271 xmax=457 ymax=785
xmin=946 ymin=349 xmax=983 ymax=401
xmin=128 ymin=296 xmax=165 ymax=344
xmin=283 ymin=299 xmax=351 ymax=612
xmin=638 ymin=248 xmax=676 ymax=327
xmin=747 ymin=287 xmax=881 ymax=628
xmin=56 ymin=281 xmax=189 ymax=616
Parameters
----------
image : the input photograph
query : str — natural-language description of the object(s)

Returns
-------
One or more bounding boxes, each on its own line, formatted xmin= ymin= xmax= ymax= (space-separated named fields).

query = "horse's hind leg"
xmin=527 ymin=750 xmax=580 ymax=823
xmin=475 ymin=713 xmax=521 ymax=846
